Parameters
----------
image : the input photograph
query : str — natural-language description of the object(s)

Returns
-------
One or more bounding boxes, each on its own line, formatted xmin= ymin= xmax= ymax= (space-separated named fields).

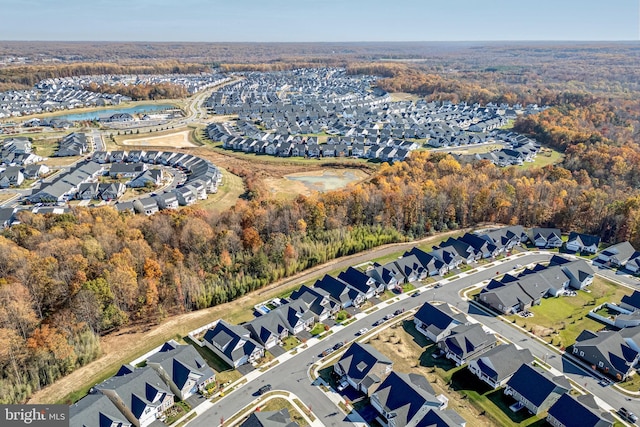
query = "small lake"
xmin=285 ymin=170 xmax=363 ymax=192
xmin=47 ymin=104 xmax=176 ymax=122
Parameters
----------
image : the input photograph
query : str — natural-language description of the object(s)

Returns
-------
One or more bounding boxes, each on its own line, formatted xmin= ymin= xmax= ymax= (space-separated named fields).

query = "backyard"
xmin=508 ymin=277 xmax=628 ymax=349
xmin=361 ymin=319 xmax=542 ymax=426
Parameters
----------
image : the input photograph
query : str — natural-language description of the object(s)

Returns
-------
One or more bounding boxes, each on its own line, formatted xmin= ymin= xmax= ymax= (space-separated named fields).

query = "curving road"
xmin=185 ymin=252 xmax=640 ymax=427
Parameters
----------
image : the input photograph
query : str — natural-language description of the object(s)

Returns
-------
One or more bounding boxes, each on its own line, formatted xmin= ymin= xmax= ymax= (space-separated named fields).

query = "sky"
xmin=0 ymin=0 xmax=638 ymax=42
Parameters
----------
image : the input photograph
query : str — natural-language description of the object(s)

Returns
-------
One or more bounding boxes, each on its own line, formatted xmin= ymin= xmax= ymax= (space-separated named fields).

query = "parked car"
xmin=434 ymin=283 xmax=442 ymax=289
xmin=333 ymin=341 xmax=345 ymax=350
xmin=358 ymin=328 xmax=368 ymax=335
xmin=322 ymin=348 xmax=335 ymax=357
xmin=394 ymin=308 xmax=405 ymax=316
xmin=384 ymin=313 xmax=395 ymax=321
xmin=337 ymin=380 xmax=349 ymax=392
xmin=258 ymin=384 xmax=272 ymax=395
xmin=618 ymin=407 xmax=638 ymax=424
xmin=411 ymin=291 xmax=421 ymax=297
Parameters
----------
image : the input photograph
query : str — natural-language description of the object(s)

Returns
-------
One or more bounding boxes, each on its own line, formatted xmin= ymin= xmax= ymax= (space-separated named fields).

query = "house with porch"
xmin=565 ymin=232 xmax=600 ymax=254
xmin=467 ymin=344 xmax=534 ymax=388
xmin=530 ymin=228 xmax=563 ymax=248
xmin=338 ymin=266 xmax=384 ymax=299
xmin=437 ymin=323 xmax=498 ymax=366
xmin=202 ymin=320 xmax=264 ymax=368
xmin=334 ymin=342 xmax=393 ymax=396
xmin=546 ymin=394 xmax=614 ymax=427
xmin=504 ymin=364 xmax=570 ymax=416
xmin=413 ymin=302 xmax=467 ymax=343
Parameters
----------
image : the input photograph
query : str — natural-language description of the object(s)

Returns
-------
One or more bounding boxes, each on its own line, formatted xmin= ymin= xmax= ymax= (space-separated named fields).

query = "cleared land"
xmin=264 ymin=168 xmax=370 ymax=199
xmin=119 ymin=129 xmax=197 ymax=148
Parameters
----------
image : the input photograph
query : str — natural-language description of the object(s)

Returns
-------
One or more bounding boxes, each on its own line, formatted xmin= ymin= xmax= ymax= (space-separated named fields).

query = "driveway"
xmin=268 ymin=345 xmax=286 ymax=358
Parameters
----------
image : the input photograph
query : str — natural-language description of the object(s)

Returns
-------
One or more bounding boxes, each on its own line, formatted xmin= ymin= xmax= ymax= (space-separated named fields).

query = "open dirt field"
xmin=119 ymin=130 xmax=196 ymax=148
xmin=264 ymin=168 xmax=370 ymax=198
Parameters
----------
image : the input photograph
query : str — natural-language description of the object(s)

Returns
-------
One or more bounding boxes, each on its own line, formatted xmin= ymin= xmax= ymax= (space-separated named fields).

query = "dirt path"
xmin=28 ymin=227 xmax=476 ymax=404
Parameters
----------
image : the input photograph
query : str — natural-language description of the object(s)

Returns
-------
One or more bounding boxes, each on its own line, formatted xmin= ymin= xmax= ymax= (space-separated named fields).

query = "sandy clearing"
xmin=120 ymin=130 xmax=196 ymax=148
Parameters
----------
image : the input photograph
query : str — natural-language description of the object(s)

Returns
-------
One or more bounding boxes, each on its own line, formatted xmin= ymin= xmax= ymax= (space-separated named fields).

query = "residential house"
xmin=504 ymin=364 xmax=570 ymax=416
xmin=93 ymin=365 xmax=174 ymax=427
xmin=546 ymin=394 xmax=614 ymax=427
xmin=110 ymin=163 xmax=147 ymax=178
xmin=438 ymin=238 xmax=479 ymax=264
xmin=530 ymin=228 xmax=563 ymax=248
xmin=565 ymin=232 xmax=600 ymax=254
xmin=571 ymin=326 xmax=640 ymax=381
xmin=338 ymin=266 xmax=384 ymax=299
xmin=459 ymin=233 xmax=499 ymax=259
xmin=313 ymin=274 xmax=365 ymax=308
xmin=146 ymin=340 xmax=216 ymax=400
xmin=437 ymin=323 xmax=498 ymax=366
xmin=413 ymin=302 xmax=467 ymax=343
xmin=415 ymin=409 xmax=466 ymax=427
xmin=244 ymin=312 xmax=289 ymax=350
xmin=110 ymin=150 xmax=128 ymax=163
xmin=202 ymin=320 xmax=264 ymax=368
xmin=596 ymin=241 xmax=637 ymax=267
xmin=153 ymin=192 xmax=179 ymax=210
xmin=0 ymin=207 xmax=16 ymax=228
xmin=367 ymin=261 xmax=406 ymax=290
xmin=620 ymin=290 xmax=640 ymax=312
xmin=174 ymin=186 xmax=197 ymax=206
xmin=333 ymin=342 xmax=393 ymax=395
xmin=549 ymin=257 xmax=595 ymax=289
xmin=70 ymin=393 xmax=133 ymax=427
xmin=132 ymin=198 xmax=159 ymax=216
xmin=128 ymin=169 xmax=163 ymax=188
xmin=394 ymin=254 xmax=428 ymax=282
xmin=22 ymin=163 xmax=49 ymax=179
xmin=370 ymin=372 xmax=448 ymax=427
xmin=92 ymin=150 xmax=111 ymax=164
xmin=479 ymin=225 xmax=528 ymax=253
xmin=467 ymin=344 xmax=534 ymax=388
xmin=0 ymin=166 xmax=24 ymax=187
xmin=240 ymin=409 xmax=299 ymax=427
xmin=56 ymin=132 xmax=88 ymax=157
xmin=429 ymin=247 xmax=463 ymax=272
xmin=404 ymin=247 xmax=448 ymax=277
xmin=289 ymin=285 xmax=339 ymax=323
xmin=624 ymin=252 xmax=640 ymax=274
xmin=76 ymin=182 xmax=100 ymax=200
xmin=272 ymin=299 xmax=317 ymax=334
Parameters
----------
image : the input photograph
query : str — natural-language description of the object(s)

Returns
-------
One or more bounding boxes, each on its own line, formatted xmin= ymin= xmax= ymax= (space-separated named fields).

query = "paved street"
xmin=184 ymin=251 xmax=640 ymax=427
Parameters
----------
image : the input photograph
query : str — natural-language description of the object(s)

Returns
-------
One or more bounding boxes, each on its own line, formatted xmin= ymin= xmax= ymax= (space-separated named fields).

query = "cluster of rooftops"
xmin=204 ymin=67 xmax=544 ymax=164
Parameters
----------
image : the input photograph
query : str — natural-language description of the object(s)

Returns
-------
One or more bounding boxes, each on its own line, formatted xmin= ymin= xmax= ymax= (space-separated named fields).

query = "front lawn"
xmin=281 ymin=335 xmax=301 ymax=351
xmin=508 ymin=277 xmax=627 ymax=349
xmin=310 ymin=323 xmax=327 ymax=336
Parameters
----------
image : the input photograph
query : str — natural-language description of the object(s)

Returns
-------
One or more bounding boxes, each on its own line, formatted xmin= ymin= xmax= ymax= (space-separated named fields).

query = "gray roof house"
xmin=367 ymin=261 xmax=406 ymax=290
xmin=153 ymin=192 xmax=179 ymax=210
xmin=174 ymin=185 xmax=197 ymax=206
xmin=128 ymin=169 xmax=163 ymax=188
xmin=93 ymin=366 xmax=174 ymax=427
xmin=404 ymin=247 xmax=448 ymax=277
xmin=313 ymin=274 xmax=365 ymax=308
xmin=334 ymin=342 xmax=393 ymax=396
xmin=571 ymin=326 xmax=640 ymax=381
xmin=620 ymin=290 xmax=640 ymax=312
xmin=414 ymin=409 xmax=466 ymax=427
xmin=394 ymin=254 xmax=428 ymax=282
xmin=530 ymin=228 xmax=563 ymax=248
xmin=133 ymin=198 xmax=159 ymax=216
xmin=202 ymin=320 xmax=264 ymax=368
xmin=504 ymin=364 xmax=570 ymax=415
xmin=479 ymin=225 xmax=527 ymax=252
xmin=338 ymin=266 xmax=384 ymax=299
xmin=240 ymin=409 xmax=299 ymax=427
xmin=546 ymin=393 xmax=614 ymax=427
xmin=146 ymin=340 xmax=216 ymax=400
xmin=289 ymin=285 xmax=339 ymax=324
xmin=437 ymin=323 xmax=498 ymax=366
xmin=370 ymin=372 xmax=448 ymax=427
xmin=565 ymin=232 xmax=600 ymax=254
xmin=596 ymin=241 xmax=637 ymax=267
xmin=244 ymin=312 xmax=290 ymax=349
xmin=70 ymin=393 xmax=133 ymax=427
xmin=467 ymin=344 xmax=534 ymax=388
xmin=413 ymin=302 xmax=467 ymax=343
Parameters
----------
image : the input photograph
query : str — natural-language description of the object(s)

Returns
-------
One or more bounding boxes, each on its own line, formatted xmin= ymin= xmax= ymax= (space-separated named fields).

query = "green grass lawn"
xmin=259 ymin=397 xmax=309 ymax=427
xmin=310 ymin=323 xmax=326 ymax=336
xmin=281 ymin=335 xmax=301 ymax=351
xmin=508 ymin=277 xmax=628 ymax=348
xmin=520 ymin=147 xmax=564 ymax=170
xmin=183 ymin=337 xmax=242 ymax=384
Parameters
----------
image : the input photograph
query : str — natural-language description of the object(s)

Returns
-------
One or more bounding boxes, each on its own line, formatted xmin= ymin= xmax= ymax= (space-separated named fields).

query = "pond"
xmin=285 ymin=169 xmax=364 ymax=192
xmin=46 ymin=104 xmax=176 ymax=122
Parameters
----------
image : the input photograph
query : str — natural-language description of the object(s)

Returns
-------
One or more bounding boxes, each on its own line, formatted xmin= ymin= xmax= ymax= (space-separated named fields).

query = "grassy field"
xmin=447 ymin=144 xmax=504 ymax=155
xmin=508 ymin=277 xmax=628 ymax=348
xmin=364 ymin=320 xmax=540 ymax=426
xmin=194 ymin=168 xmax=245 ymax=213
xmin=520 ymin=147 xmax=564 ymax=169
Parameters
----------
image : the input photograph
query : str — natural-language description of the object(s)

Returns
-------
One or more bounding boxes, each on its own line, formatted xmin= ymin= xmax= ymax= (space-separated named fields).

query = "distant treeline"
xmin=0 ymin=61 xmax=208 ymax=90
xmin=84 ymin=82 xmax=190 ymax=101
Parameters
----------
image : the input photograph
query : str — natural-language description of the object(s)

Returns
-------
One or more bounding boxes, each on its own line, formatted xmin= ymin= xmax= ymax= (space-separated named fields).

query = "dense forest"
xmin=3 ymin=42 xmax=640 ymax=404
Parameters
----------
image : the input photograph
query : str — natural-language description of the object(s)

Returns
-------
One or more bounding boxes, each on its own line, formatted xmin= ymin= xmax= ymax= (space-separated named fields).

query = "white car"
xmin=337 ymin=380 xmax=348 ymax=391
xmin=358 ymin=328 xmax=369 ymax=336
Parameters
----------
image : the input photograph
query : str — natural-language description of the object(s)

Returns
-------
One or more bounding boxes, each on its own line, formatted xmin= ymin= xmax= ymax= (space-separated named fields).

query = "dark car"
xmin=411 ymin=291 xmax=420 ymax=297
xmin=258 ymin=384 xmax=272 ymax=395
xmin=618 ymin=407 xmax=638 ymax=424
xmin=394 ymin=308 xmax=405 ymax=316
xmin=333 ymin=341 xmax=345 ymax=350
